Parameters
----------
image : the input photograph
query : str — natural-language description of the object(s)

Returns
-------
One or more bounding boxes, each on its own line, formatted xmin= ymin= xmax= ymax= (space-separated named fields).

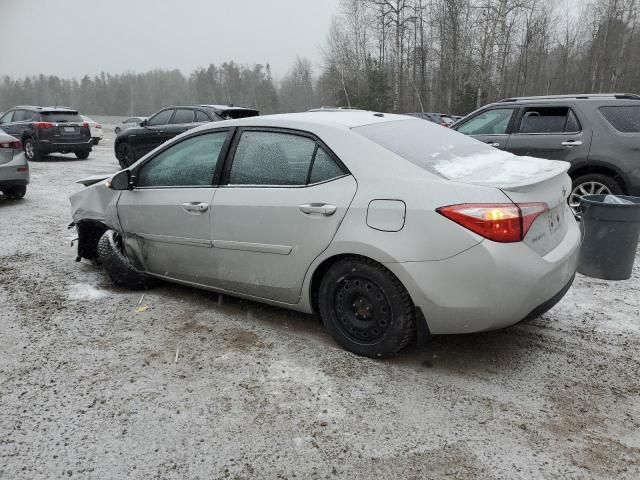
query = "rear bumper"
xmin=386 ymin=217 xmax=581 ymax=335
xmin=0 ymin=158 xmax=30 ymax=186
xmin=39 ymin=140 xmax=93 ymax=152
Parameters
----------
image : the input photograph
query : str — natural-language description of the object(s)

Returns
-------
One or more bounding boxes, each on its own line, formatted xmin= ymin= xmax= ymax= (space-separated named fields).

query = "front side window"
xmin=457 ymin=108 xmax=515 ymax=135
xmin=148 ymin=109 xmax=174 ymax=127
xmin=600 ymin=106 xmax=640 ymax=133
xmin=137 ymin=131 xmax=228 ymax=187
xmin=517 ymin=107 xmax=580 ymax=134
xmin=171 ymin=109 xmax=195 ymax=125
xmin=229 ymin=131 xmax=317 ymax=186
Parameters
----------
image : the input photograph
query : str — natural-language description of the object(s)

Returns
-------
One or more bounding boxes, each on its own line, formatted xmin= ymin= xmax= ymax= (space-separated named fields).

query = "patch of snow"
xmin=68 ymin=283 xmax=107 ymax=301
xmin=431 ymin=149 xmax=566 ymax=187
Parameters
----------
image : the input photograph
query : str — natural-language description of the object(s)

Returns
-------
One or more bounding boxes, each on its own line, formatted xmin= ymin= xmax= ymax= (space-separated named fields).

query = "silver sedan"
xmin=70 ymin=111 xmax=580 ymax=358
xmin=0 ymin=129 xmax=29 ymax=199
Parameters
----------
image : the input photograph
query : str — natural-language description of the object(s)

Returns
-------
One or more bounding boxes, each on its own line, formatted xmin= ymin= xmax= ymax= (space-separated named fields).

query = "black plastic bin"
xmin=578 ymin=194 xmax=640 ymax=280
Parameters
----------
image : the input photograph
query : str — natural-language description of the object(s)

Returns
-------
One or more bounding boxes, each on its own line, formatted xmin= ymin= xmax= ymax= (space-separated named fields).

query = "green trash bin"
xmin=578 ymin=194 xmax=640 ymax=280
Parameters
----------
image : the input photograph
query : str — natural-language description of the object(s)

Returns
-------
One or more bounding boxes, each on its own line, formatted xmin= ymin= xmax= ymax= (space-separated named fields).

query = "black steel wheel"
xmin=97 ymin=230 xmax=157 ymax=290
xmin=318 ymin=257 xmax=415 ymax=358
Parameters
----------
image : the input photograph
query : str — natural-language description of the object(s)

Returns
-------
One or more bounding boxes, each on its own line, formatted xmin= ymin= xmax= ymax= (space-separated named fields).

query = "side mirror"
xmin=140 ymin=119 xmax=148 ymax=127
xmin=107 ymin=170 xmax=131 ymax=190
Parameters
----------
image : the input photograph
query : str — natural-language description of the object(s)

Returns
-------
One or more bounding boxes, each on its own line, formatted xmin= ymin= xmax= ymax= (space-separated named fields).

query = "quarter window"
xmin=600 ymin=106 xmax=640 ymax=133
xmin=309 ymin=147 xmax=345 ymax=184
xmin=229 ymin=131 xmax=317 ymax=186
xmin=196 ymin=110 xmax=212 ymax=123
xmin=518 ymin=107 xmax=580 ymax=134
xmin=171 ymin=109 xmax=195 ymax=125
xmin=137 ymin=132 xmax=228 ymax=187
xmin=457 ymin=108 xmax=514 ymax=135
xmin=148 ymin=109 xmax=174 ymax=127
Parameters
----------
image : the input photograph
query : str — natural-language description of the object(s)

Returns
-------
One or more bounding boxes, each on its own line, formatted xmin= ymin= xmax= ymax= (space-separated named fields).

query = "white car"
xmin=114 ymin=117 xmax=147 ymax=135
xmin=70 ymin=111 xmax=580 ymax=358
xmin=81 ymin=115 xmax=104 ymax=145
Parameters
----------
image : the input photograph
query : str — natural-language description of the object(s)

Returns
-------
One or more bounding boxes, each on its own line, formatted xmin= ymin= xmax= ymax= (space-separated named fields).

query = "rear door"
xmin=117 ymin=129 xmax=230 ymax=283
xmin=454 ymin=107 xmax=517 ymax=150
xmin=209 ymin=128 xmax=356 ymax=304
xmin=505 ymin=105 xmax=591 ymax=163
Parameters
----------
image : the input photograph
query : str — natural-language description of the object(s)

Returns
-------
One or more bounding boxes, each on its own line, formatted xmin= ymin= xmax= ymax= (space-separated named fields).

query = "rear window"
xmin=41 ymin=112 xmax=82 ymax=123
xmin=216 ymin=109 xmax=259 ymax=120
xmin=354 ymin=119 xmax=496 ymax=175
xmin=600 ymin=106 xmax=640 ymax=133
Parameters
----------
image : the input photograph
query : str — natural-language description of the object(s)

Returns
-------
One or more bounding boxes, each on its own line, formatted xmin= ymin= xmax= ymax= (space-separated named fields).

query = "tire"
xmin=117 ymin=143 xmax=136 ymax=169
xmin=317 ymin=257 xmax=415 ymax=358
xmin=75 ymin=149 xmax=91 ymax=160
xmin=97 ymin=230 xmax=157 ymax=290
xmin=569 ymin=173 xmax=623 ymax=214
xmin=23 ymin=138 xmax=40 ymax=161
xmin=2 ymin=185 xmax=26 ymax=199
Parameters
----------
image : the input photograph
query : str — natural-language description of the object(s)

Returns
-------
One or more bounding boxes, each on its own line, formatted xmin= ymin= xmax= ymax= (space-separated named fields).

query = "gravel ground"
xmin=1 ymin=128 xmax=639 ymax=479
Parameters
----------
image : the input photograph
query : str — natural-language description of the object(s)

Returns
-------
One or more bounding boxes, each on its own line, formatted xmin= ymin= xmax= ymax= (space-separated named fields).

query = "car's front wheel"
xmin=569 ymin=173 xmax=623 ymax=214
xmin=318 ymin=257 xmax=415 ymax=358
xmin=97 ymin=230 xmax=157 ymax=290
xmin=2 ymin=185 xmax=26 ymax=199
xmin=116 ymin=143 xmax=136 ymax=169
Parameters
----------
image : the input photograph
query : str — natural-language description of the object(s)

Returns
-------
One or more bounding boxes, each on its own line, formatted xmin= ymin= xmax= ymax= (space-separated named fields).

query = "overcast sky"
xmin=0 ymin=0 xmax=341 ymax=79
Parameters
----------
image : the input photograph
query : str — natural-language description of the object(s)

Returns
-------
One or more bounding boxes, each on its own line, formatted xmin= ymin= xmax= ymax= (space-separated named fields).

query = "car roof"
xmin=495 ymin=93 xmax=640 ymax=104
xmin=200 ymin=110 xmax=414 ymax=130
xmin=14 ymin=105 xmax=79 ymax=113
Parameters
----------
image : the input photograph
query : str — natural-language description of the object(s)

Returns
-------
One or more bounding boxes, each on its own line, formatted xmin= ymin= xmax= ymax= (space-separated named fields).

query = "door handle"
xmin=298 ymin=203 xmax=337 ymax=216
xmin=181 ymin=202 xmax=209 ymax=213
xmin=561 ymin=140 xmax=583 ymax=147
xmin=487 ymin=142 xmax=501 ymax=148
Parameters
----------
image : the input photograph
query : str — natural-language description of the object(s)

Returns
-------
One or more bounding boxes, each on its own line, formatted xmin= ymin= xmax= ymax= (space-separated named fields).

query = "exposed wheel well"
xmin=75 ymin=220 xmax=110 ymax=262
xmin=569 ymin=165 xmax=628 ymax=193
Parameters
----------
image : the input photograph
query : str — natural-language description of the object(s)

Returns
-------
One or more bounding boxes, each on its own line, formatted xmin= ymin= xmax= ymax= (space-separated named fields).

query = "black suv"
xmin=452 ymin=94 xmax=640 ymax=211
xmin=114 ymin=104 xmax=259 ymax=168
xmin=0 ymin=106 xmax=93 ymax=161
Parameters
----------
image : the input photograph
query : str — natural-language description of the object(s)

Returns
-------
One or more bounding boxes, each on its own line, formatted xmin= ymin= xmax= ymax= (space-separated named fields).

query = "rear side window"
xmin=137 ymin=131 xmax=228 ymax=187
xmin=517 ymin=107 xmax=580 ymax=134
xmin=600 ymin=106 xmax=640 ymax=133
xmin=457 ymin=108 xmax=514 ymax=135
xmin=195 ymin=110 xmax=212 ymax=123
xmin=171 ymin=109 xmax=195 ymax=124
xmin=41 ymin=112 xmax=82 ymax=123
xmin=229 ymin=131 xmax=316 ymax=186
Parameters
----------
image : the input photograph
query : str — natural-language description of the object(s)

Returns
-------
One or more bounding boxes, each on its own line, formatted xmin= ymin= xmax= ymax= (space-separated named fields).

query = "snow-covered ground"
xmin=1 ymin=128 xmax=639 ymax=479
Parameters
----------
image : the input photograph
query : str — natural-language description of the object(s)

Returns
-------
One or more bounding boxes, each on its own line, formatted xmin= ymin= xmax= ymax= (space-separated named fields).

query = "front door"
xmin=117 ymin=130 xmax=230 ymax=283
xmin=504 ymin=105 xmax=591 ymax=162
xmin=133 ymin=108 xmax=175 ymax=158
xmin=454 ymin=107 xmax=517 ymax=150
xmin=210 ymin=128 xmax=357 ymax=304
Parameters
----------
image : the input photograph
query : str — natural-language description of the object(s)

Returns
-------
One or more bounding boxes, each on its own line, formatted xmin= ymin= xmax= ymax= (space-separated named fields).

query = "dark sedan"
xmin=114 ymin=105 xmax=259 ymax=168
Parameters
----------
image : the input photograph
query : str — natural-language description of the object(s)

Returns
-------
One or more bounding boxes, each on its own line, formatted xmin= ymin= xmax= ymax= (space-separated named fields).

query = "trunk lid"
xmin=432 ymin=150 xmax=572 ymax=256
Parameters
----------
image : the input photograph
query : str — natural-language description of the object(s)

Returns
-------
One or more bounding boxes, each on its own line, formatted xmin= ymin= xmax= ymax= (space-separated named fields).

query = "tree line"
xmin=2 ymin=0 xmax=639 ymax=117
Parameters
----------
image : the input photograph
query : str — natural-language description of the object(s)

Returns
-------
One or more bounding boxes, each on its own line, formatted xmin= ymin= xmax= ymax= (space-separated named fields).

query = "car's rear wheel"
xmin=569 ymin=173 xmax=623 ymax=215
xmin=75 ymin=149 xmax=91 ymax=160
xmin=117 ymin=143 xmax=136 ymax=169
xmin=97 ymin=230 xmax=157 ymax=290
xmin=2 ymin=185 xmax=26 ymax=199
xmin=318 ymin=257 xmax=415 ymax=358
xmin=23 ymin=138 xmax=40 ymax=161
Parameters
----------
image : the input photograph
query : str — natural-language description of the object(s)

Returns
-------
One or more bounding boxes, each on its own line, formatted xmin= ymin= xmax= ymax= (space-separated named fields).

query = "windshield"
xmin=41 ymin=112 xmax=82 ymax=123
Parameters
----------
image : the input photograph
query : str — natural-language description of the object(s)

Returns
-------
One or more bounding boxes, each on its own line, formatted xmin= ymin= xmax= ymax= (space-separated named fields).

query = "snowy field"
xmin=1 ymin=126 xmax=639 ymax=479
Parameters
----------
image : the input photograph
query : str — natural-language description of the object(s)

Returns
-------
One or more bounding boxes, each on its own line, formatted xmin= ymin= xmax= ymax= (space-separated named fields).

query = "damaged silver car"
xmin=70 ymin=111 xmax=580 ymax=358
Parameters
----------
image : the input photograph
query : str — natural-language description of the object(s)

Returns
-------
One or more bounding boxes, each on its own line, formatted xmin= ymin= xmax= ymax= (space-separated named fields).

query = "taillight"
xmin=437 ymin=203 xmax=549 ymax=243
xmin=82 ymin=122 xmax=89 ymax=128
xmin=35 ymin=122 xmax=55 ymax=129
xmin=0 ymin=140 xmax=22 ymax=149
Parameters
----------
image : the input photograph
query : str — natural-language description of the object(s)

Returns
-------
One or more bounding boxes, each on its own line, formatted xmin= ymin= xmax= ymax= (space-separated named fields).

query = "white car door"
xmin=117 ymin=130 xmax=231 ymax=284
xmin=210 ymin=128 xmax=357 ymax=304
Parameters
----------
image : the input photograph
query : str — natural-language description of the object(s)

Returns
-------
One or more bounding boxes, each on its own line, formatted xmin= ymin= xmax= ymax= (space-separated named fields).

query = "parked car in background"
xmin=114 ymin=105 xmax=259 ymax=168
xmin=81 ymin=115 xmax=104 ymax=145
xmin=406 ymin=112 xmax=456 ymax=127
xmin=114 ymin=116 xmax=147 ymax=135
xmin=0 ymin=129 xmax=29 ymax=199
xmin=71 ymin=111 xmax=579 ymax=358
xmin=0 ymin=106 xmax=93 ymax=161
xmin=452 ymin=94 xmax=640 ymax=213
